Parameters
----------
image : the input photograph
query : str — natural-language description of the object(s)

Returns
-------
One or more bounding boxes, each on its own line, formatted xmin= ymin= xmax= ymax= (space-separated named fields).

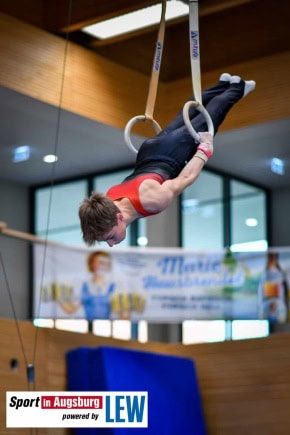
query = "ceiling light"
xmin=245 ymin=218 xmax=258 ymax=227
xmin=43 ymin=154 xmax=58 ymax=163
xmin=82 ymin=1 xmax=189 ymax=40
xmin=13 ymin=145 xmax=30 ymax=163
xmin=137 ymin=236 xmax=148 ymax=247
xmin=271 ymin=157 xmax=285 ymax=175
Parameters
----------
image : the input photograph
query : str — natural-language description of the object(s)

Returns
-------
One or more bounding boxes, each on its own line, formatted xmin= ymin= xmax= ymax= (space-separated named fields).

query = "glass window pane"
xmin=138 ymin=320 xmax=148 ymax=342
xmin=182 ymin=320 xmax=226 ymax=344
xmin=181 ymin=171 xmax=223 ymax=249
xmin=112 ymin=320 xmax=131 ymax=340
xmin=92 ymin=320 xmax=112 ymax=337
xmin=33 ymin=318 xmax=54 ymax=328
xmin=94 ymin=170 xmax=132 ymax=193
xmin=231 ymin=320 xmax=269 ymax=340
xmin=45 ymin=229 xmax=84 ymax=246
xmin=55 ymin=319 xmax=89 ymax=333
xmin=35 ymin=180 xmax=87 ymax=245
xmin=231 ymin=181 xmax=261 ymax=196
xmin=231 ymin=180 xmax=267 ymax=249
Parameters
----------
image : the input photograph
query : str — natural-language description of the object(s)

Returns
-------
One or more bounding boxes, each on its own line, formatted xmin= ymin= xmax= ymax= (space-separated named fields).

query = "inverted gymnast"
xmin=79 ymin=73 xmax=255 ymax=247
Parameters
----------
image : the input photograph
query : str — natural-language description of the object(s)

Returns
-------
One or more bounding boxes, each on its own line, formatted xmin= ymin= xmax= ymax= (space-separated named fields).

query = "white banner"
xmin=33 ymin=244 xmax=290 ymax=323
xmin=6 ymin=391 xmax=148 ymax=428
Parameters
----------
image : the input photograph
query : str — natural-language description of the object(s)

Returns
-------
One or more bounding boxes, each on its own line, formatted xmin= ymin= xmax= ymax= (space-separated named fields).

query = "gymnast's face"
xmin=103 ymin=213 xmax=126 ymax=247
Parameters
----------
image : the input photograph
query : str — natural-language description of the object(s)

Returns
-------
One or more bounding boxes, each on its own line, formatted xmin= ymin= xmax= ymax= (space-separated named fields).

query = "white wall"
xmin=146 ymin=198 xmax=180 ymax=247
xmin=0 ymin=180 xmax=30 ymax=319
xmin=146 ymin=198 xmax=181 ymax=341
xmin=271 ymin=186 xmax=290 ymax=246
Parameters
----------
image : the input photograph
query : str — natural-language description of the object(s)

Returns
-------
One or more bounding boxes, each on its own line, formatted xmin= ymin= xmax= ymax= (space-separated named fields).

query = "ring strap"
xmin=183 ymin=1 xmax=214 ymax=142
xmin=124 ymin=0 xmax=166 ymax=153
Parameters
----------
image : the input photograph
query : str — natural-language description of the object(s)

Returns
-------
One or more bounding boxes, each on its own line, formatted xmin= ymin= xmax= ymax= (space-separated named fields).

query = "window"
xmin=180 ymin=171 xmax=269 ymax=344
xmin=230 ymin=180 xmax=267 ymax=251
xmin=182 ymin=320 xmax=226 ymax=344
xmin=35 ymin=180 xmax=87 ymax=245
xmin=55 ymin=319 xmax=89 ymax=334
xmin=181 ymin=171 xmax=223 ymax=249
xmin=231 ymin=320 xmax=269 ymax=340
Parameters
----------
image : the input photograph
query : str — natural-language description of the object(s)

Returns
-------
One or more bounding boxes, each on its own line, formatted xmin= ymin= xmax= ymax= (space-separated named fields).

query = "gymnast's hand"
xmin=198 ymin=131 xmax=213 ymax=155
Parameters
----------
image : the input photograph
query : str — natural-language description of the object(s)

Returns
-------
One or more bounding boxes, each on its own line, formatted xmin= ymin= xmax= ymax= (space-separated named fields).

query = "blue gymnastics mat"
xmin=66 ymin=346 xmax=206 ymax=435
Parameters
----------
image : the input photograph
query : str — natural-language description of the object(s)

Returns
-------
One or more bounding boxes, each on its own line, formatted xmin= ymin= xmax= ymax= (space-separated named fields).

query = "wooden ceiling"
xmin=1 ymin=0 xmax=290 ymax=82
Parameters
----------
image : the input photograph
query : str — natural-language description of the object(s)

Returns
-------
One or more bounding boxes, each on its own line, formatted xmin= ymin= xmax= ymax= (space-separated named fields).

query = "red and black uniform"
xmin=107 ymin=79 xmax=246 ymax=216
xmin=107 ymin=173 xmax=165 ymax=217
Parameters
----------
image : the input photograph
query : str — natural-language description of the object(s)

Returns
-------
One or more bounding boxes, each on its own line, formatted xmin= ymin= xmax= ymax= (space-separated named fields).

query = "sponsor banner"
xmin=6 ymin=391 xmax=148 ymax=428
xmin=33 ymin=244 xmax=290 ymax=322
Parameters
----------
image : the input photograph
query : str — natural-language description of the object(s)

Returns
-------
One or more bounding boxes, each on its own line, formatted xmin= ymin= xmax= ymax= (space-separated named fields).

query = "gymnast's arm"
xmin=144 ymin=132 xmax=213 ymax=212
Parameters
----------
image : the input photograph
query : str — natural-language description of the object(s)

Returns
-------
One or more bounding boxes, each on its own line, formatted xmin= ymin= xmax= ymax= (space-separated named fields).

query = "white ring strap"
xmin=124 ymin=115 xmax=162 ymax=154
xmin=183 ymin=0 xmax=214 ymax=142
xmin=188 ymin=0 xmax=202 ymax=104
xmin=124 ymin=0 xmax=166 ymax=154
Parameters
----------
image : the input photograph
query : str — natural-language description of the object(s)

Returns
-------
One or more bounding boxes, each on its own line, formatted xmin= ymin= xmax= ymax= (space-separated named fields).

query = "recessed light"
xmin=13 ymin=145 xmax=30 ymax=163
xmin=43 ymin=154 xmax=58 ymax=163
xmin=137 ymin=236 xmax=148 ymax=247
xmin=245 ymin=218 xmax=258 ymax=227
xmin=271 ymin=157 xmax=285 ymax=175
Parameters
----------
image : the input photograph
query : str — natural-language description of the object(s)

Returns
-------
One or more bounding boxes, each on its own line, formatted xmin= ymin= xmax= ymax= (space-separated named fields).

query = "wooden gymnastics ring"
xmin=182 ymin=100 xmax=214 ymax=143
xmin=124 ymin=115 xmax=162 ymax=154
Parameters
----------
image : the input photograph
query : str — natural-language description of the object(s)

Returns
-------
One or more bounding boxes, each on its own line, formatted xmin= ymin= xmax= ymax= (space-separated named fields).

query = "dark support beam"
xmin=199 ymin=0 xmax=257 ymax=16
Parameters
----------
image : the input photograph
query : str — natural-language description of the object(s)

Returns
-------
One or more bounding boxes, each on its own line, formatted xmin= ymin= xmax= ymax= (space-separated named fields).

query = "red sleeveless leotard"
xmin=106 ymin=173 xmax=165 ymax=217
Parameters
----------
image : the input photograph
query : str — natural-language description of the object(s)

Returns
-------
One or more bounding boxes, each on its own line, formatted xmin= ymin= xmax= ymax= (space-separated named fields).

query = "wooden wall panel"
xmin=0 ymin=321 xmax=51 ymax=435
xmin=159 ymin=52 xmax=290 ymax=133
xmin=1 ymin=319 xmax=290 ymax=435
xmin=0 ymin=12 xmax=149 ymax=131
xmin=0 ymin=12 xmax=290 ymax=139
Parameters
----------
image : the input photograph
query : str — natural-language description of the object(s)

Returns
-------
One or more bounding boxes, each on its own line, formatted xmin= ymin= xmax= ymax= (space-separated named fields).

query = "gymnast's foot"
xmin=244 ymin=80 xmax=256 ymax=97
xmin=219 ymin=73 xmax=231 ymax=82
xmin=230 ymin=75 xmax=256 ymax=97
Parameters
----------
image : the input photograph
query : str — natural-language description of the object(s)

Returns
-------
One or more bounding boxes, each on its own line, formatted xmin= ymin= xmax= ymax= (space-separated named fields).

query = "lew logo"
xmin=105 ymin=395 xmax=146 ymax=424
xmin=6 ymin=391 xmax=148 ymax=428
xmin=190 ymin=31 xmax=199 ymax=59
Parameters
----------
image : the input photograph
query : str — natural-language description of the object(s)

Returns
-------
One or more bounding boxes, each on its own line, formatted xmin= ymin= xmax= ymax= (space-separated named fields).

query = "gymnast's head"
xmin=79 ymin=192 xmax=127 ymax=247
